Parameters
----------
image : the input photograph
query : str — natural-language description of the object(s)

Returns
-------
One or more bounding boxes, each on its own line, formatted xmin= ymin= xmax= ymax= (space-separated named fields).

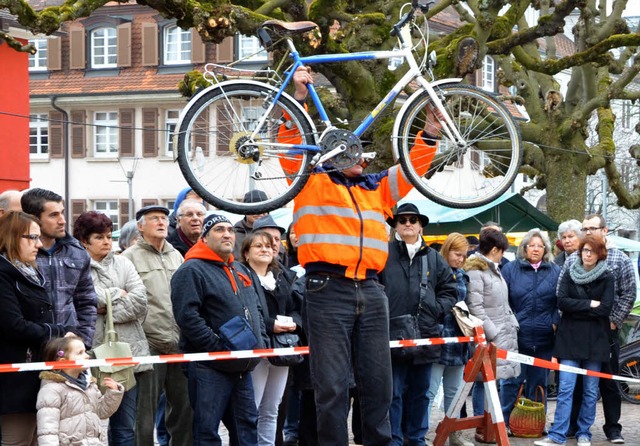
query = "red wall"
xmin=0 ymin=39 xmax=31 ymax=192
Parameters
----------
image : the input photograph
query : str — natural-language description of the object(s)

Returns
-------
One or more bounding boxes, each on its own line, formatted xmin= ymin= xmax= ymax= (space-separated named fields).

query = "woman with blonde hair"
xmin=426 ymin=233 xmax=473 ymax=446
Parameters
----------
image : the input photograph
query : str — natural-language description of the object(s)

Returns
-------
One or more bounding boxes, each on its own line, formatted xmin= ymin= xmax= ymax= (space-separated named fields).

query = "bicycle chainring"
xmin=319 ymin=129 xmax=363 ymax=170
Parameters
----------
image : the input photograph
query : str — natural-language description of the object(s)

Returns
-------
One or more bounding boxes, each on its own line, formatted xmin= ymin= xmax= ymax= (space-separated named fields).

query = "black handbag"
xmin=268 ymin=332 xmax=304 ymax=367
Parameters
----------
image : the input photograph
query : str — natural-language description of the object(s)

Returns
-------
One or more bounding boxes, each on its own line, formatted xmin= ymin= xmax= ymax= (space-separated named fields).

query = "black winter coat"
xmin=0 ymin=255 xmax=67 ymax=415
xmin=554 ymin=265 xmax=614 ymax=362
xmin=380 ymin=240 xmax=458 ymax=363
xmin=251 ymin=267 xmax=302 ymax=336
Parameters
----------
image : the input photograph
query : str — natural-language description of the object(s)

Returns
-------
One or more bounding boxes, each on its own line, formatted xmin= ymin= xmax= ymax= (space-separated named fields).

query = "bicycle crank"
xmin=318 ymin=129 xmax=363 ymax=170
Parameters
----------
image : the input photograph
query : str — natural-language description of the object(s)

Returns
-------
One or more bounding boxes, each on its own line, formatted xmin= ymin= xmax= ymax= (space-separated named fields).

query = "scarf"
xmin=258 ymin=270 xmax=277 ymax=291
xmin=395 ymin=232 xmax=422 ymax=262
xmin=2 ymin=254 xmax=41 ymax=286
xmin=569 ymin=259 xmax=608 ymax=285
xmin=59 ymin=370 xmax=89 ymax=390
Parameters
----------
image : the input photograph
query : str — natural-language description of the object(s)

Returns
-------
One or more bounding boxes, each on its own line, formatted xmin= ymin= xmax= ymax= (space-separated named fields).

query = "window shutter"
xmin=194 ymin=108 xmax=209 ymax=156
xmin=142 ymin=108 xmax=158 ymax=157
xmin=69 ymin=27 xmax=85 ymax=70
xmin=70 ymin=110 xmax=86 ymax=158
xmin=141 ymin=199 xmax=159 ymax=207
xmin=119 ymin=199 xmax=130 ymax=225
xmin=119 ymin=108 xmax=135 ymax=156
xmin=47 ymin=37 xmax=61 ymax=71
xmin=216 ymin=105 xmax=230 ymax=155
xmin=217 ymin=37 xmax=234 ymax=63
xmin=191 ymin=29 xmax=205 ymax=64
xmin=49 ymin=110 xmax=64 ymax=158
xmin=70 ymin=199 xmax=86 ymax=225
xmin=117 ymin=22 xmax=132 ymax=67
xmin=142 ymin=22 xmax=158 ymax=66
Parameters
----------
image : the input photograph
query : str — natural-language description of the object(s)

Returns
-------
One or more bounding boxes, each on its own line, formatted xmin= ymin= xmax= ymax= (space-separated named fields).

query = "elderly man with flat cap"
xmin=172 ymin=214 xmax=268 ymax=445
xmin=379 ymin=203 xmax=457 ymax=446
xmin=122 ymin=205 xmax=193 ymax=446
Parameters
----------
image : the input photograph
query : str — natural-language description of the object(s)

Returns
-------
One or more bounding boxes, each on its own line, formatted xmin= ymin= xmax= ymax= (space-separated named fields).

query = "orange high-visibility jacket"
xmin=279 ymin=115 xmax=436 ymax=280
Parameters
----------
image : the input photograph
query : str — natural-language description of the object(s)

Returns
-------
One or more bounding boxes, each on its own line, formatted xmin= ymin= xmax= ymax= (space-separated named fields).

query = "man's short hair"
xmin=481 ymin=221 xmax=502 ymax=232
xmin=584 ymin=213 xmax=606 ymax=229
xmin=21 ymin=188 xmax=63 ymax=218
xmin=0 ymin=190 xmax=21 ymax=211
xmin=177 ymin=199 xmax=207 ymax=216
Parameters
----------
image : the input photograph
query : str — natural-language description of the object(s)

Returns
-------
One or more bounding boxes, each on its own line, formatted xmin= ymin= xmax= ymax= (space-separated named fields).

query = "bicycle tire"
xmin=617 ymin=356 xmax=640 ymax=404
xmin=396 ymin=84 xmax=522 ymax=208
xmin=176 ymin=81 xmax=316 ymax=214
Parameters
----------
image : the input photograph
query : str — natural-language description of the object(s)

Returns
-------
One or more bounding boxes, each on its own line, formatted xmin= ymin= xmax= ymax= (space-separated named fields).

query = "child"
xmin=36 ymin=335 xmax=124 ymax=445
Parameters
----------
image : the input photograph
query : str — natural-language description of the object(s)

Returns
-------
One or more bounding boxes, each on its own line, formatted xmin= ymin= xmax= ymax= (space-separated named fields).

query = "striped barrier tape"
xmin=2 ymin=334 xmax=639 ymax=386
xmin=0 ymin=336 xmax=474 ymax=374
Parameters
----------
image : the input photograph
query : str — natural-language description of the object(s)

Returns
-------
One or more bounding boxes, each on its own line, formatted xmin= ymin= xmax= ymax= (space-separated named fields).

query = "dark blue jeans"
xmin=109 ymin=383 xmax=137 ymax=446
xmin=500 ymin=345 xmax=553 ymax=426
xmin=390 ymin=362 xmax=432 ymax=446
xmin=186 ymin=362 xmax=258 ymax=446
xmin=305 ymin=274 xmax=392 ymax=446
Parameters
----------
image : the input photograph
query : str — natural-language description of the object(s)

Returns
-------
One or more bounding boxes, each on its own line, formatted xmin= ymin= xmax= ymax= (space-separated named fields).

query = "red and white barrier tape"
xmin=2 ymin=335 xmax=639 ymax=385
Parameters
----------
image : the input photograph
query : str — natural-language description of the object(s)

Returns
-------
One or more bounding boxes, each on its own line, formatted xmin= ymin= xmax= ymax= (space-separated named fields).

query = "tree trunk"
xmin=544 ymin=149 xmax=588 ymax=225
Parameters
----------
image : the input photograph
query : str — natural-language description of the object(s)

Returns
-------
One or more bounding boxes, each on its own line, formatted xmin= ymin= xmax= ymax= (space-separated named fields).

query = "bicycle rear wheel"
xmin=617 ymin=356 xmax=640 ymax=404
xmin=176 ymin=81 xmax=316 ymax=214
xmin=396 ymin=84 xmax=522 ymax=208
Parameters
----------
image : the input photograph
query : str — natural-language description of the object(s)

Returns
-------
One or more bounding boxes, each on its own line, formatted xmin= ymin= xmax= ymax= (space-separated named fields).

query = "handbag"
xmin=268 ymin=332 xmax=304 ymax=367
xmin=219 ymin=314 xmax=259 ymax=351
xmin=509 ymin=385 xmax=546 ymax=438
xmin=451 ymin=301 xmax=484 ymax=337
xmin=91 ymin=291 xmax=136 ymax=393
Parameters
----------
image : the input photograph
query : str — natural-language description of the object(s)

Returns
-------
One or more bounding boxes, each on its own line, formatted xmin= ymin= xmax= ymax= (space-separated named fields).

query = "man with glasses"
xmin=122 ymin=205 xmax=193 ymax=446
xmin=21 ymin=188 xmax=97 ymax=346
xmin=558 ymin=214 xmax=635 ymax=444
xmin=167 ymin=199 xmax=207 ymax=256
xmin=171 ymin=214 xmax=268 ymax=444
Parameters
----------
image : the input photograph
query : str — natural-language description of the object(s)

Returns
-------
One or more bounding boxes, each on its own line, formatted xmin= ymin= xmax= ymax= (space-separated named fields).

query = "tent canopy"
xmin=399 ymin=192 xmax=558 ymax=235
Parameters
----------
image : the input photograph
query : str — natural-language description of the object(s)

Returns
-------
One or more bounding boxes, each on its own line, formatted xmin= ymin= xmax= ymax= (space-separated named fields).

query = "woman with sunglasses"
xmin=535 ymin=236 xmax=614 ymax=446
xmin=0 ymin=211 xmax=71 ymax=445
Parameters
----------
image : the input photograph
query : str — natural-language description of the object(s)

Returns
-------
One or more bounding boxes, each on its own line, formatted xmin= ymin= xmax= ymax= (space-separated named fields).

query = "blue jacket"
xmin=36 ymin=234 xmax=97 ymax=346
xmin=501 ymin=259 xmax=560 ymax=352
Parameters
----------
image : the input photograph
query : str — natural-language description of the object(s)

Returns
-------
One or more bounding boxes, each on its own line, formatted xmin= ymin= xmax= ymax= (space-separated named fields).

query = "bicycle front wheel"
xmin=617 ymin=356 xmax=640 ymax=404
xmin=176 ymin=82 xmax=316 ymax=214
xmin=396 ymin=84 xmax=522 ymax=208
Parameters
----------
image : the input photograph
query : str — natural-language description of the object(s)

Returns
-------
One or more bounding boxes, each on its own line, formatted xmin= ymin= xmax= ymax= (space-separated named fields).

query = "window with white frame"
xmin=94 ymin=200 xmax=119 ymax=231
xmin=29 ymin=114 xmax=49 ymax=157
xmin=91 ymin=27 xmax=117 ymax=68
xmin=28 ymin=39 xmax=48 ymax=71
xmin=165 ymin=110 xmax=180 ymax=155
xmin=481 ymin=56 xmax=495 ymax=92
xmin=238 ymin=35 xmax=267 ymax=62
xmin=621 ymin=100 xmax=636 ymax=129
xmin=164 ymin=26 xmax=191 ymax=65
xmin=94 ymin=112 xmax=119 ymax=156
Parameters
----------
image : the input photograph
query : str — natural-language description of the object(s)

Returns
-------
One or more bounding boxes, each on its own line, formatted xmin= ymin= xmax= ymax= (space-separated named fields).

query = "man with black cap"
xmin=122 ymin=205 xmax=193 ymax=446
xmin=233 ymin=189 xmax=269 ymax=259
xmin=171 ymin=214 xmax=268 ymax=444
xmin=379 ymin=203 xmax=457 ymax=446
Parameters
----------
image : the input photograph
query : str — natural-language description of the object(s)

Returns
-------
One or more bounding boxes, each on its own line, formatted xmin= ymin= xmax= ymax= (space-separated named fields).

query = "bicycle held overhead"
xmin=174 ymin=0 xmax=522 ymax=214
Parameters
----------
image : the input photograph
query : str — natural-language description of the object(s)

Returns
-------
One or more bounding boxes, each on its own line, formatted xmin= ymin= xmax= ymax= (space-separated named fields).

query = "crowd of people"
xmin=0 ymin=66 xmax=638 ymax=446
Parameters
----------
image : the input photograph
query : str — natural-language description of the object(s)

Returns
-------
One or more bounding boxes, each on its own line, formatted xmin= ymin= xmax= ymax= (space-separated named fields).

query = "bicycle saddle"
xmin=261 ymin=20 xmax=318 ymax=35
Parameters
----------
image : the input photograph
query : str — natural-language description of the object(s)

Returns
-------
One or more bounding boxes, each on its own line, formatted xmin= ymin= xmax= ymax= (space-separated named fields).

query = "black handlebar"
xmin=390 ymin=1 xmax=433 ymax=38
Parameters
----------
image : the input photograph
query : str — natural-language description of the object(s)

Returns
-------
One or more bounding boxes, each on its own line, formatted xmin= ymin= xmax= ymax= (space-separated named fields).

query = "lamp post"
xmin=117 ymin=157 xmax=140 ymax=221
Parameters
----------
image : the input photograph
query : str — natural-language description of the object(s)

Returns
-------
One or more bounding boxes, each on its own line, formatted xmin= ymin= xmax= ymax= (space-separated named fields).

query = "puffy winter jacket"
xmin=464 ymin=254 xmax=520 ymax=380
xmin=89 ymin=252 xmax=152 ymax=373
xmin=501 ymin=259 xmax=560 ymax=352
xmin=36 ymin=234 xmax=97 ymax=346
xmin=171 ymin=240 xmax=268 ymax=373
xmin=36 ymin=371 xmax=123 ymax=446
xmin=122 ymin=238 xmax=183 ymax=354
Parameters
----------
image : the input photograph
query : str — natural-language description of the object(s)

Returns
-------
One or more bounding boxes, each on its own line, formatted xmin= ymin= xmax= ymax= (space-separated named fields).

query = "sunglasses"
xmin=398 ymin=216 xmax=419 ymax=225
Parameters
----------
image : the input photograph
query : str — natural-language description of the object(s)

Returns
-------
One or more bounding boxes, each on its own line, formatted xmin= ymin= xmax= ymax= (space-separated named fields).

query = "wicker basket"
xmin=509 ymin=385 xmax=546 ymax=438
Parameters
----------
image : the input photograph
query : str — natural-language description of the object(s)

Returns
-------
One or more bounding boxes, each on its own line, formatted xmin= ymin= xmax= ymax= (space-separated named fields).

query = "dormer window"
xmin=164 ymin=25 xmax=191 ymax=65
xmin=91 ymin=27 xmax=117 ymax=68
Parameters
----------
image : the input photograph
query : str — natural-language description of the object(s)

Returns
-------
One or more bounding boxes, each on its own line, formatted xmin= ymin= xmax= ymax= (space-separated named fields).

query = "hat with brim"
xmin=135 ymin=205 xmax=170 ymax=222
xmin=386 ymin=203 xmax=429 ymax=227
xmin=252 ymin=215 xmax=286 ymax=235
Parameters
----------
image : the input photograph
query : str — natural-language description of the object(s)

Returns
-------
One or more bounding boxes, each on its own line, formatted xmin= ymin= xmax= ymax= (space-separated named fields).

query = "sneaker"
xmin=577 ymin=437 xmax=591 ymax=446
xmin=534 ymin=437 xmax=565 ymax=446
xmin=448 ymin=431 xmax=474 ymax=446
xmin=609 ymin=434 xmax=625 ymax=444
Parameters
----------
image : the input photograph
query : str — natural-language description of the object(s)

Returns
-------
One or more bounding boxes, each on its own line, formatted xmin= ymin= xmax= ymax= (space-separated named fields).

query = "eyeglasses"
xmin=581 ymin=226 xmax=602 ymax=233
xmin=211 ymin=226 xmax=235 ymax=234
xmin=581 ymin=248 xmax=594 ymax=255
xmin=398 ymin=216 xmax=419 ymax=225
xmin=527 ymin=244 xmax=545 ymax=250
xmin=179 ymin=212 xmax=205 ymax=219
xmin=21 ymin=234 xmax=41 ymax=242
